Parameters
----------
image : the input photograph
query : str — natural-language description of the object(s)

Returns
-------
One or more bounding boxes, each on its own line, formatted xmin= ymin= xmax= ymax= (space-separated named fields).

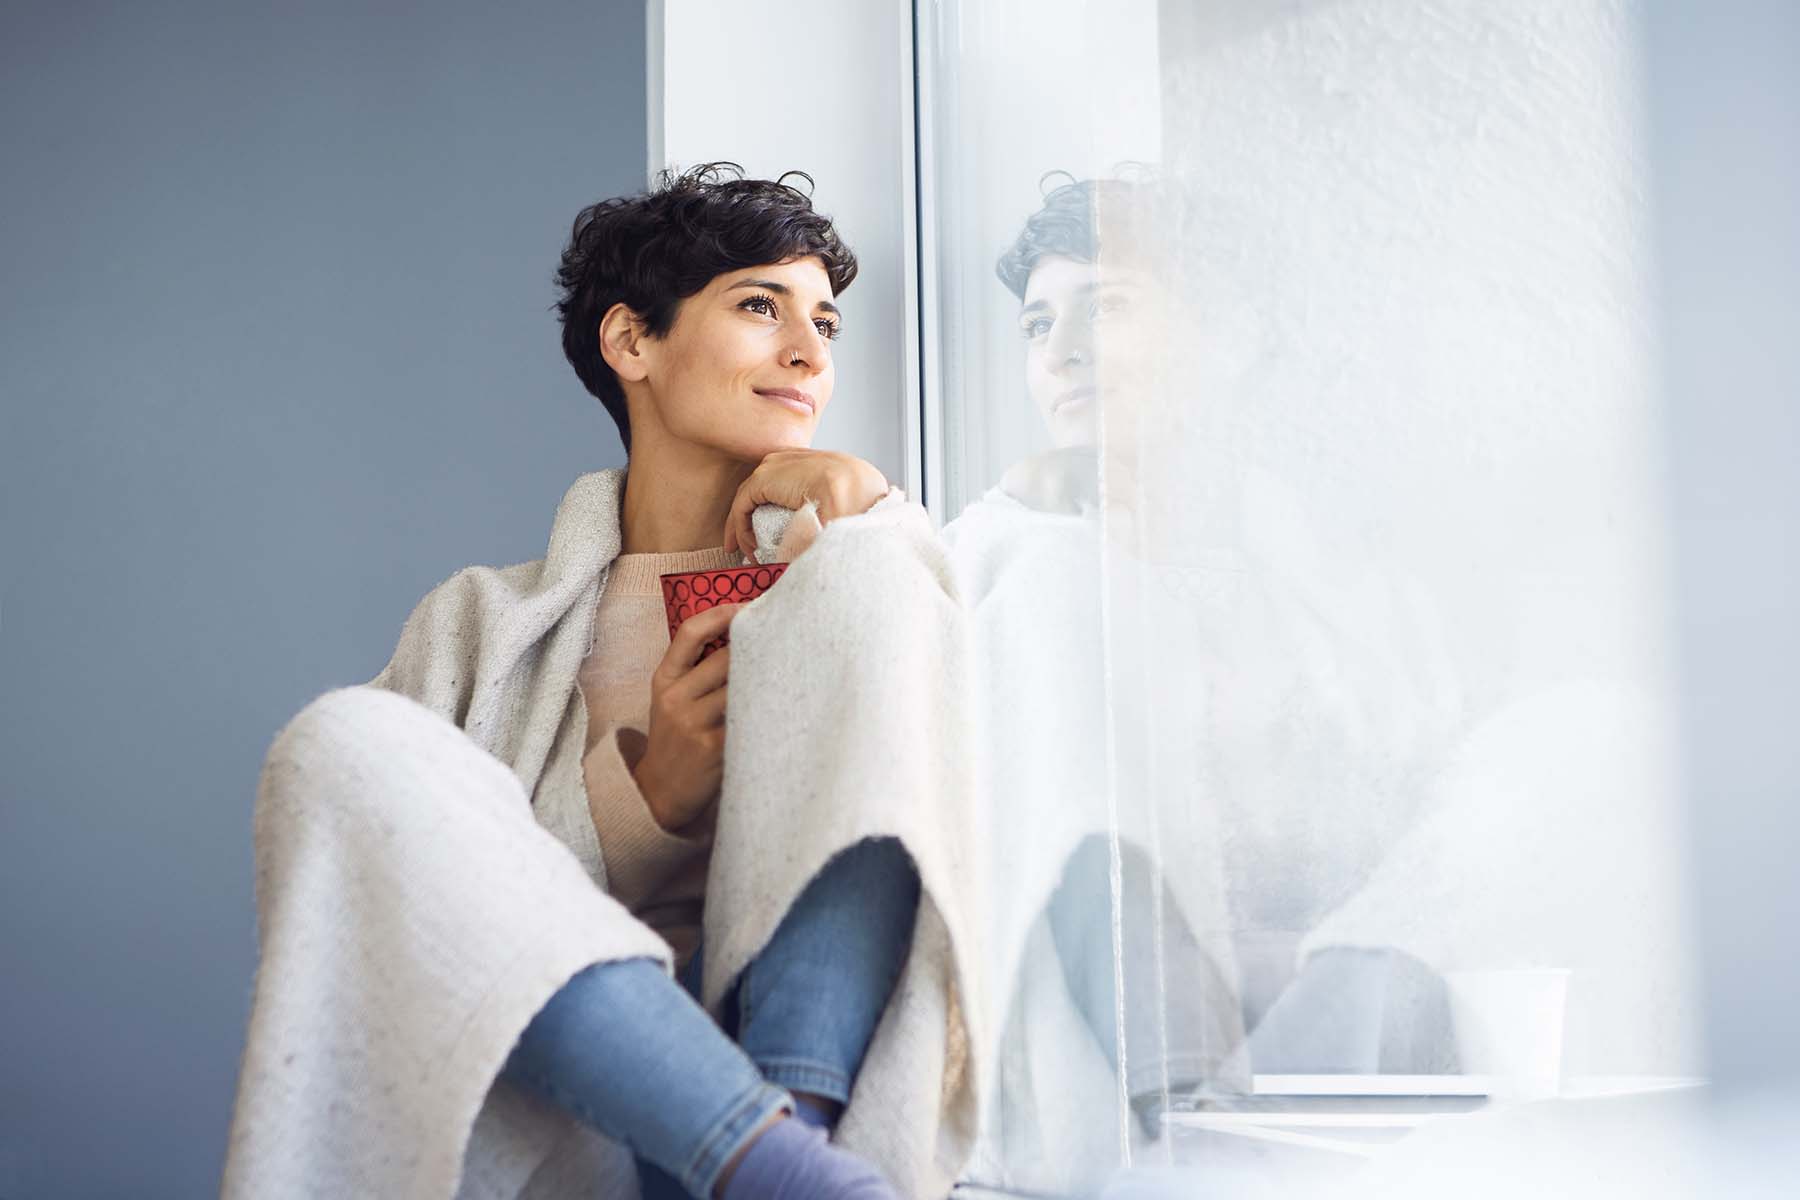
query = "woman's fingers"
xmin=697 ymin=679 xmax=729 ymax=727
xmin=668 ymin=602 xmax=742 ymax=671
xmin=722 ymin=450 xmax=842 ymax=561
xmin=669 ymin=643 xmax=730 ymax=704
xmin=724 ymin=467 xmax=771 ymax=559
xmin=732 ymin=490 xmax=770 ymax=566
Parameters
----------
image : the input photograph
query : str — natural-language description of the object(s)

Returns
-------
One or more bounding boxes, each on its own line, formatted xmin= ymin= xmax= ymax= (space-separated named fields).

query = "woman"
xmin=223 ymin=165 xmax=961 ymax=1200
xmin=513 ymin=162 xmax=925 ymax=1199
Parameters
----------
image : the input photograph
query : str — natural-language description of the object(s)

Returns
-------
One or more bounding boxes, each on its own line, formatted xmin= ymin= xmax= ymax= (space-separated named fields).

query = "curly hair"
xmin=555 ymin=161 xmax=859 ymax=454
xmin=994 ymin=169 xmax=1170 ymax=301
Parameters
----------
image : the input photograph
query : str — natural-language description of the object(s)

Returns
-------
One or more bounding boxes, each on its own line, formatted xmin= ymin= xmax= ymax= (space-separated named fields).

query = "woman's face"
xmin=1018 ymin=255 xmax=1166 ymax=450
xmin=634 ymin=255 xmax=840 ymax=462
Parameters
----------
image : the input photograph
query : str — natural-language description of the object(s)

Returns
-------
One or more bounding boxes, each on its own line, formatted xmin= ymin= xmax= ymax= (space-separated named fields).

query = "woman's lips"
xmin=1054 ymin=387 xmax=1097 ymax=414
xmin=756 ymin=388 xmax=815 ymax=416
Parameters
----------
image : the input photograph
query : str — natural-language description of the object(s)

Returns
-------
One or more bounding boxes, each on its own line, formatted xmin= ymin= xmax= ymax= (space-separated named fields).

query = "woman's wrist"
xmin=627 ymin=756 xmax=672 ymax=831
xmin=629 ymin=752 xmax=709 ymax=837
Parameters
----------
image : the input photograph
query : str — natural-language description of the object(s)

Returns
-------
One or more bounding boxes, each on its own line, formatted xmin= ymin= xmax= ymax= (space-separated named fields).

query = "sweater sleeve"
xmin=582 ymin=720 xmax=712 ymax=912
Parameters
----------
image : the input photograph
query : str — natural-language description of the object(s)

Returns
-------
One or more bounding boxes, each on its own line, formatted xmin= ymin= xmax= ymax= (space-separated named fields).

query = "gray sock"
xmin=719 ymin=1116 xmax=896 ymax=1200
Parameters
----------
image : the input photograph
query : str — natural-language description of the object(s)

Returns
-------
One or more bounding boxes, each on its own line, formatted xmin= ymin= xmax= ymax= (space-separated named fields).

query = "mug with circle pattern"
xmin=659 ymin=562 xmax=791 ymax=660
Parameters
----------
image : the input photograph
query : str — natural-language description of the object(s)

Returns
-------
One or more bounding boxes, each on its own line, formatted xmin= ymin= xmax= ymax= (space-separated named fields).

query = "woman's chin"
xmin=1052 ymin=412 xmax=1100 ymax=450
xmin=729 ymin=430 xmax=813 ymax=461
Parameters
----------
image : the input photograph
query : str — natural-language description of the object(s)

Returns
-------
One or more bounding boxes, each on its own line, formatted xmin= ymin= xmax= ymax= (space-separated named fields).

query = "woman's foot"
xmin=716 ymin=1113 xmax=896 ymax=1200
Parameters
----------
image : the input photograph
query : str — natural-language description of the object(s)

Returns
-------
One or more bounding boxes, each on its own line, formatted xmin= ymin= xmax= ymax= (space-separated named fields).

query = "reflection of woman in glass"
xmin=948 ymin=175 xmax=1467 ymax=1190
xmin=991 ymin=177 xmax=1123 ymax=514
xmin=1031 ymin=173 xmax=1466 ymax=1076
xmin=942 ymin=178 xmax=1249 ymax=1193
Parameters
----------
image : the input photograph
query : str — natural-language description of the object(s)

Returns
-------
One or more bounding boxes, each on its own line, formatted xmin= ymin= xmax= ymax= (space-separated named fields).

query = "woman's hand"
xmin=722 ymin=449 xmax=888 ymax=561
xmin=631 ymin=602 xmax=745 ymax=834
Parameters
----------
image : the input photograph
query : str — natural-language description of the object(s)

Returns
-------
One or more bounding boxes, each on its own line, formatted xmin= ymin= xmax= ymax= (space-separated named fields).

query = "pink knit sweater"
xmin=577 ymin=543 xmax=747 ymax=972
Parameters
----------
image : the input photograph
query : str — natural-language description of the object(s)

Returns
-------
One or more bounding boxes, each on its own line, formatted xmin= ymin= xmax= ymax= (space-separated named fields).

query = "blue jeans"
xmin=1048 ymin=835 xmax=1248 ymax=1125
xmin=499 ymin=837 xmax=920 ymax=1199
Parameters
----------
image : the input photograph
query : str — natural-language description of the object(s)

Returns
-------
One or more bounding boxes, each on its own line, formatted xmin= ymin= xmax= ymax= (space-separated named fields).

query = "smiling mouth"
xmin=1055 ymin=388 xmax=1097 ymax=413
xmin=756 ymin=389 xmax=815 ymax=415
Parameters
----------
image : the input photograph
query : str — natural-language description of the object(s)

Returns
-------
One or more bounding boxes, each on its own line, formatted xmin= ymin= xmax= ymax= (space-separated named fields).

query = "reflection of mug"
xmin=660 ymin=563 xmax=790 ymax=661
xmin=1443 ymin=968 xmax=1570 ymax=1101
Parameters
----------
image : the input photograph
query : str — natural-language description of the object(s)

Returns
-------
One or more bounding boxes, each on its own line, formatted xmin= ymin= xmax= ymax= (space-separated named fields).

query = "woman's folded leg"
xmin=1047 ymin=834 xmax=1249 ymax=1131
xmin=504 ymin=952 xmax=904 ymax=1200
xmin=500 ymin=957 xmax=792 ymax=1198
xmin=225 ymin=685 xmax=673 ymax=1199
xmin=729 ymin=837 xmax=922 ymax=1122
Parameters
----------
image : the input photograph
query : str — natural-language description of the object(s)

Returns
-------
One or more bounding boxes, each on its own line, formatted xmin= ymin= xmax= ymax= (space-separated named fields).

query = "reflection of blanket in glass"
xmin=943 ymin=488 xmax=1248 ymax=1192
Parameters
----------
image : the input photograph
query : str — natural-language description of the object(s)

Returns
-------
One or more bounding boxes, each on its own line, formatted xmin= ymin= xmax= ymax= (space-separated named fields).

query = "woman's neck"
xmin=618 ymin=437 xmax=756 ymax=556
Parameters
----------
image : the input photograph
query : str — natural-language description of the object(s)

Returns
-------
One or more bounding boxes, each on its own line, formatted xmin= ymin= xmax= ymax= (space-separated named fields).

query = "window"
xmin=915 ymin=0 xmax=1700 ymax=1188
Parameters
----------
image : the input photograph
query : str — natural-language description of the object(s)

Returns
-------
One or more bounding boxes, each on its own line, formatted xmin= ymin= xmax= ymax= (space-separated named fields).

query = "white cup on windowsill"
xmin=1443 ymin=967 xmax=1571 ymax=1102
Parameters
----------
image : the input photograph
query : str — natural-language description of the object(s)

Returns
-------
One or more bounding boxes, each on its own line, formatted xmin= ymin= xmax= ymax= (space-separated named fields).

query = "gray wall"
xmin=0 ymin=3 xmax=644 ymax=1195
xmin=1644 ymin=0 xmax=1800 ymax=1096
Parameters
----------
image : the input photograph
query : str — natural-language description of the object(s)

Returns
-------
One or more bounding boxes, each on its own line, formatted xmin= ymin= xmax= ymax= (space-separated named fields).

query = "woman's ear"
xmin=598 ymin=302 xmax=651 ymax=384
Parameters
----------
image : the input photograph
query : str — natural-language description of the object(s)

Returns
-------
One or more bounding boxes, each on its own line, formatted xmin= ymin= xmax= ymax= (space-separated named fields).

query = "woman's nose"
xmin=1047 ymin=318 xmax=1095 ymax=373
xmin=781 ymin=324 xmax=830 ymax=372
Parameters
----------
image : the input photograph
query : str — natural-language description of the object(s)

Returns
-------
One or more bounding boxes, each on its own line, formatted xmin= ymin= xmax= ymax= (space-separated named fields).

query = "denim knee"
xmin=734 ymin=838 xmax=921 ymax=1102
xmin=500 ymin=956 xmax=792 ymax=1197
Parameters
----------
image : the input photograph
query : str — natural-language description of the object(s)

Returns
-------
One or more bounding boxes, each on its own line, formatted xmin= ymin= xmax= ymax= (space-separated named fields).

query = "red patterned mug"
xmin=659 ymin=562 xmax=790 ymax=660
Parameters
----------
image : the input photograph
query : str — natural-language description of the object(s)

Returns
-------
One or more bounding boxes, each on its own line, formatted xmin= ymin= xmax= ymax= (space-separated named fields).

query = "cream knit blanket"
xmin=222 ymin=467 xmax=983 ymax=1199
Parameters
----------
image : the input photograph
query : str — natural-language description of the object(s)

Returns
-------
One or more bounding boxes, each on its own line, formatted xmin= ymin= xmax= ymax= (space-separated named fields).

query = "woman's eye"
xmin=1020 ymin=316 xmax=1053 ymax=340
xmin=741 ymin=294 xmax=778 ymax=317
xmin=814 ymin=318 xmax=842 ymax=341
xmin=1091 ymin=294 xmax=1130 ymax=319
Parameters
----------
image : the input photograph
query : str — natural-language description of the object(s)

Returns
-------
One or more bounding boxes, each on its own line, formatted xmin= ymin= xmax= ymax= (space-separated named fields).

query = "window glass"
xmin=921 ymin=1 xmax=1701 ymax=1188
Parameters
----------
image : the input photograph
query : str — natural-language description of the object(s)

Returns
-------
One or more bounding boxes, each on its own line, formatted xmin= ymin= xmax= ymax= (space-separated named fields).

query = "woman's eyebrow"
xmin=726 ymin=278 xmax=841 ymax=318
xmin=1019 ymin=282 xmax=1101 ymax=318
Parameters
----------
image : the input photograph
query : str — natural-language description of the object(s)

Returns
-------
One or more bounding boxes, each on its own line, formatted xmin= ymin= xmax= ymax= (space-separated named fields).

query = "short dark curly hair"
xmin=555 ymin=161 xmax=859 ymax=454
xmin=995 ymin=170 xmax=1169 ymax=301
